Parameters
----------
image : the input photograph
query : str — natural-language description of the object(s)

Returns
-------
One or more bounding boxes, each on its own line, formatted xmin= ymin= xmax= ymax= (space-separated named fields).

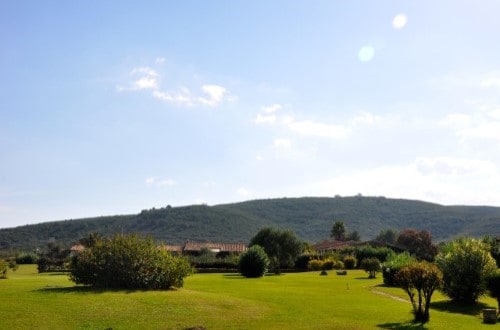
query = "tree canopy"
xmin=249 ymin=227 xmax=303 ymax=274
xmin=396 ymin=229 xmax=437 ymax=261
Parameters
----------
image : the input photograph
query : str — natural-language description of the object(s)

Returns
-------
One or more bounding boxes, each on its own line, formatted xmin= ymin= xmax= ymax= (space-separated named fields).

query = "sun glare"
xmin=392 ymin=14 xmax=408 ymax=29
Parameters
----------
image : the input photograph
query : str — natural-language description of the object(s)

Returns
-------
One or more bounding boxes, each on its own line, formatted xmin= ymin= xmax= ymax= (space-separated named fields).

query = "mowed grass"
xmin=0 ymin=265 xmax=497 ymax=329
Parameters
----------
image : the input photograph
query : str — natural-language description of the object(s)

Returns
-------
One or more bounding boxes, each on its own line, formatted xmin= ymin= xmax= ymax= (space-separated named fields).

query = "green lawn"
xmin=0 ymin=265 xmax=497 ymax=329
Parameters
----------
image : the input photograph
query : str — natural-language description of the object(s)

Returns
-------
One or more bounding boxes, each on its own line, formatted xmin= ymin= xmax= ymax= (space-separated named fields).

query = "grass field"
xmin=0 ymin=265 xmax=497 ymax=329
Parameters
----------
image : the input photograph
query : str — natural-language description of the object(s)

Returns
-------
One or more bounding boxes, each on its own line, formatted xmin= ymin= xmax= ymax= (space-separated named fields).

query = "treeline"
xmin=1 ymin=196 xmax=500 ymax=251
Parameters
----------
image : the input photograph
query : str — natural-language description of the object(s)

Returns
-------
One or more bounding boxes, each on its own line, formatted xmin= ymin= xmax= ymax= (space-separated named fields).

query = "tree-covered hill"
xmin=1 ymin=196 xmax=499 ymax=251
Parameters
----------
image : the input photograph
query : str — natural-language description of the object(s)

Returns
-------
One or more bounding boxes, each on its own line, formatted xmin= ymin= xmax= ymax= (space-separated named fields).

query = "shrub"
xmin=383 ymin=252 xmax=417 ymax=287
xmin=333 ymin=260 xmax=345 ymax=270
xmin=0 ymin=259 xmax=7 ymax=279
xmin=238 ymin=245 xmax=270 ymax=278
xmin=295 ymin=254 xmax=317 ymax=270
xmin=361 ymin=257 xmax=381 ymax=278
xmin=353 ymin=246 xmax=392 ymax=265
xmin=436 ymin=238 xmax=497 ymax=304
xmin=37 ymin=243 xmax=71 ymax=273
xmin=486 ymin=270 xmax=500 ymax=312
xmin=343 ymin=256 xmax=357 ymax=270
xmin=189 ymin=252 xmax=239 ymax=269
xmin=16 ymin=252 xmax=39 ymax=264
xmin=308 ymin=259 xmax=323 ymax=271
xmin=396 ymin=261 xmax=443 ymax=323
xmin=70 ymin=234 xmax=193 ymax=289
xmin=322 ymin=259 xmax=335 ymax=270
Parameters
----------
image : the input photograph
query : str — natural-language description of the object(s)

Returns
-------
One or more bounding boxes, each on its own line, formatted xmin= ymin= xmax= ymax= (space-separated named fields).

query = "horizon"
xmin=1 ymin=194 xmax=498 ymax=230
xmin=2 ymin=1 xmax=500 ymax=228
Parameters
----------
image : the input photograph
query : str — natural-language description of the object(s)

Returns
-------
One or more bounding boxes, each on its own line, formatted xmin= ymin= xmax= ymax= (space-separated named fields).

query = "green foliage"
xmin=361 ymin=258 xmax=381 ymax=278
xmin=343 ymin=255 xmax=357 ymax=270
xmin=395 ymin=261 xmax=443 ymax=323
xmin=330 ymin=221 xmax=346 ymax=241
xmin=436 ymin=237 xmax=497 ymax=304
xmin=485 ymin=270 xmax=500 ymax=311
xmin=307 ymin=259 xmax=323 ymax=271
xmin=238 ymin=245 xmax=270 ymax=278
xmin=70 ymin=234 xmax=193 ymax=289
xmin=375 ymin=229 xmax=398 ymax=244
xmin=353 ymin=246 xmax=392 ymax=265
xmin=382 ymin=252 xmax=418 ymax=287
xmin=0 ymin=259 xmax=7 ymax=279
xmin=249 ymin=227 xmax=303 ymax=274
xmin=2 ymin=197 xmax=500 ymax=252
xmin=482 ymin=236 xmax=500 ymax=267
xmin=2 ymin=265 xmax=499 ymax=329
xmin=15 ymin=251 xmax=39 ymax=264
xmin=396 ymin=229 xmax=437 ymax=261
xmin=189 ymin=251 xmax=239 ymax=270
xmin=37 ymin=243 xmax=71 ymax=272
xmin=345 ymin=230 xmax=361 ymax=242
xmin=294 ymin=254 xmax=317 ymax=270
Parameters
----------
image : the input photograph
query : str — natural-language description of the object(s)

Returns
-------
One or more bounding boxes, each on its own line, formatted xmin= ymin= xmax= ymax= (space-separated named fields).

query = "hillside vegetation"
xmin=1 ymin=196 xmax=499 ymax=251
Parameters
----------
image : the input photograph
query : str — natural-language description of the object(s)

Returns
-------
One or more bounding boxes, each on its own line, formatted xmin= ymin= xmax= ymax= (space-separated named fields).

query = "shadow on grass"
xmin=35 ymin=286 xmax=176 ymax=294
xmin=430 ymin=300 xmax=492 ymax=316
xmin=377 ymin=321 xmax=428 ymax=329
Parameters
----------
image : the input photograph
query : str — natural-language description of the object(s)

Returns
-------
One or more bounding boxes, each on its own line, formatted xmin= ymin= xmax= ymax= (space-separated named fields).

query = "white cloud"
xmin=134 ymin=76 xmax=159 ymax=90
xmin=306 ymin=156 xmax=500 ymax=206
xmin=415 ymin=156 xmax=496 ymax=177
xmin=118 ymin=65 xmax=231 ymax=108
xmin=117 ymin=67 xmax=159 ymax=92
xmin=145 ymin=177 xmax=176 ymax=187
xmin=262 ymin=104 xmax=282 ymax=113
xmin=155 ymin=57 xmax=166 ymax=64
xmin=198 ymin=85 xmax=227 ymax=107
xmin=255 ymin=114 xmax=277 ymax=124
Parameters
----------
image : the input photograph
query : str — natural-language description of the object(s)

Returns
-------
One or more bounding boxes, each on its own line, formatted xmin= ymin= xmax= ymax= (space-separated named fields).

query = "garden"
xmin=0 ymin=264 xmax=497 ymax=329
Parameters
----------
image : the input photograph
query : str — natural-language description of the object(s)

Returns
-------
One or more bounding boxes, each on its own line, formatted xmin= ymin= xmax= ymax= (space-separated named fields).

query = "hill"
xmin=1 ymin=196 xmax=499 ymax=251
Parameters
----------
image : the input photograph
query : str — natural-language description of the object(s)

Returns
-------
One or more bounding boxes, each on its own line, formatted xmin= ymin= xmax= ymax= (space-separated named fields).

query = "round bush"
xmin=238 ymin=245 xmax=270 ymax=278
xmin=343 ymin=256 xmax=357 ymax=270
xmin=361 ymin=257 xmax=381 ymax=278
xmin=436 ymin=238 xmax=497 ymax=304
xmin=307 ymin=259 xmax=323 ymax=271
xmin=70 ymin=234 xmax=193 ymax=289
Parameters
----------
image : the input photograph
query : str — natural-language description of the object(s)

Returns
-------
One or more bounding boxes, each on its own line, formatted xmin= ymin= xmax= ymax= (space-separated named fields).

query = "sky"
xmin=2 ymin=1 xmax=500 ymax=228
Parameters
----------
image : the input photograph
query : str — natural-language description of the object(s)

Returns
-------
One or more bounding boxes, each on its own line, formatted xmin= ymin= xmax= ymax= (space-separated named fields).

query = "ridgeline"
xmin=1 ymin=196 xmax=499 ymax=251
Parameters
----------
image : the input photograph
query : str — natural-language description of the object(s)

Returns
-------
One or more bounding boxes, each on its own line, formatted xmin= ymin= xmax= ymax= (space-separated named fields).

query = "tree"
xmin=238 ymin=245 xmax=270 ymax=278
xmin=361 ymin=257 xmax=381 ymax=278
xmin=436 ymin=238 xmax=497 ymax=304
xmin=375 ymin=229 xmax=398 ymax=245
xmin=249 ymin=227 xmax=303 ymax=274
xmin=330 ymin=221 xmax=346 ymax=241
xmin=346 ymin=230 xmax=361 ymax=242
xmin=37 ymin=242 xmax=71 ymax=272
xmin=396 ymin=261 xmax=443 ymax=323
xmin=70 ymin=234 xmax=193 ymax=289
xmin=486 ymin=270 xmax=500 ymax=313
xmin=483 ymin=236 xmax=500 ymax=267
xmin=396 ymin=229 xmax=437 ymax=261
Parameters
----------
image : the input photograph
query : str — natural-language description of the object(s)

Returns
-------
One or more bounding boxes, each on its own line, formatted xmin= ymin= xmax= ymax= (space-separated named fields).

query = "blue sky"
xmin=2 ymin=1 xmax=500 ymax=228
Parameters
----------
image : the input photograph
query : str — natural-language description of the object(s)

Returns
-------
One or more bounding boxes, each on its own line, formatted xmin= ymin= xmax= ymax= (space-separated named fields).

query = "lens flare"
xmin=392 ymin=14 xmax=408 ymax=29
xmin=358 ymin=46 xmax=375 ymax=62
